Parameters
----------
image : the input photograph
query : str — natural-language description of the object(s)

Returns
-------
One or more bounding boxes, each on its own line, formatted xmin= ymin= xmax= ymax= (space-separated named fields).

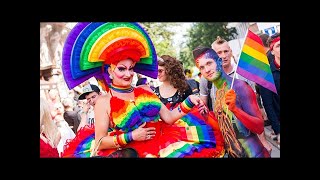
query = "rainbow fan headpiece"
xmin=62 ymin=22 xmax=158 ymax=90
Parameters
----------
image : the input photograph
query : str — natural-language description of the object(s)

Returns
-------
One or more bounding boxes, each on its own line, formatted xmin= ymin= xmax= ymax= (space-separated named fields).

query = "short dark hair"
xmin=192 ymin=46 xmax=212 ymax=60
xmin=192 ymin=46 xmax=222 ymax=72
xmin=259 ymin=33 xmax=270 ymax=48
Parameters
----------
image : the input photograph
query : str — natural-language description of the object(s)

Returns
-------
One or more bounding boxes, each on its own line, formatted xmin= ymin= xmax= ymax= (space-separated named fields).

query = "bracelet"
xmin=113 ymin=135 xmax=121 ymax=148
xmin=180 ymin=96 xmax=195 ymax=114
xmin=124 ymin=131 xmax=134 ymax=142
xmin=115 ymin=132 xmax=134 ymax=147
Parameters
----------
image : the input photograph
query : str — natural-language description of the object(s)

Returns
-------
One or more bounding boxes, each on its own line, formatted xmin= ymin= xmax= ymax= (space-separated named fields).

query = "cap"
xmin=78 ymin=84 xmax=101 ymax=100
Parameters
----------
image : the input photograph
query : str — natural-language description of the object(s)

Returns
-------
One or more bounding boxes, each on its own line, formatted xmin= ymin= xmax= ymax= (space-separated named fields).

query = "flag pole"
xmin=230 ymin=28 xmax=249 ymax=89
xmin=226 ymin=28 xmax=249 ymax=123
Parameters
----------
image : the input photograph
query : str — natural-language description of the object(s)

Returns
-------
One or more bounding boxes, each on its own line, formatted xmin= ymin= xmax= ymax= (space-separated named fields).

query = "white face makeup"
xmin=110 ymin=59 xmax=136 ymax=87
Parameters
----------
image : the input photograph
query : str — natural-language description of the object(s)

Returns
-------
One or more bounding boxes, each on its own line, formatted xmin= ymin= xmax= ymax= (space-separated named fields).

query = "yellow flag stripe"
xmin=242 ymin=44 xmax=269 ymax=64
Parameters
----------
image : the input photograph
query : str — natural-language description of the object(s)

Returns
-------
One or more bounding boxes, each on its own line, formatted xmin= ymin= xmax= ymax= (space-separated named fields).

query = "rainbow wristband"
xmin=116 ymin=132 xmax=134 ymax=147
xmin=180 ymin=96 xmax=195 ymax=114
xmin=113 ymin=135 xmax=120 ymax=148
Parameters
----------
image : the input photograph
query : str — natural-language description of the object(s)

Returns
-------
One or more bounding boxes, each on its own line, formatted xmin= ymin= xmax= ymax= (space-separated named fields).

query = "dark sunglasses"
xmin=158 ymin=69 xmax=165 ymax=73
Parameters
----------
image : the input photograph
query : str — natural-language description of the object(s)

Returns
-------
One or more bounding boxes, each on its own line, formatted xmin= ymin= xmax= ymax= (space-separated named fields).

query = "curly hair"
xmin=159 ymin=55 xmax=189 ymax=94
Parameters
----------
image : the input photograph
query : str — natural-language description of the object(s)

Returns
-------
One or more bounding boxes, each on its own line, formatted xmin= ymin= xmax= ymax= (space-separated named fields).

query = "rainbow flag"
xmin=236 ymin=29 xmax=277 ymax=94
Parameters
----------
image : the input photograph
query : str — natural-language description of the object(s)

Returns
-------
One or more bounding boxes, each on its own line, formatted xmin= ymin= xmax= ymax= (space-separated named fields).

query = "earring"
xmin=109 ymin=74 xmax=113 ymax=79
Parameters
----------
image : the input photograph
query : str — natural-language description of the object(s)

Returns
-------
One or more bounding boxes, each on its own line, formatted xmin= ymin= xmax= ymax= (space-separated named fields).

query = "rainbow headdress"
xmin=62 ymin=22 xmax=158 ymax=90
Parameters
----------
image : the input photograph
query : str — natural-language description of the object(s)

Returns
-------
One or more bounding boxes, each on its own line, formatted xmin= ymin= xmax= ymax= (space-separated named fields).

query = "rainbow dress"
xmin=97 ymin=87 xmax=224 ymax=157
xmin=62 ymin=87 xmax=224 ymax=158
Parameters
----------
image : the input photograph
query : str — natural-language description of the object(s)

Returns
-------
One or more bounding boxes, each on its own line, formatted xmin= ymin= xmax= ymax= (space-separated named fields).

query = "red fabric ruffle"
xmin=98 ymin=120 xmax=224 ymax=158
xmin=62 ymin=125 xmax=95 ymax=157
xmin=40 ymin=138 xmax=59 ymax=158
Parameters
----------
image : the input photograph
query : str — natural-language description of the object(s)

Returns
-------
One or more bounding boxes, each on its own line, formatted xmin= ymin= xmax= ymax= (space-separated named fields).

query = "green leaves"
xmin=140 ymin=22 xmax=178 ymax=58
xmin=140 ymin=22 xmax=237 ymax=70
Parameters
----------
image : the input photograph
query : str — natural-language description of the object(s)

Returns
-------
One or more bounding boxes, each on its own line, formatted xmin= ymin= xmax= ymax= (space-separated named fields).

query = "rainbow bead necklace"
xmin=109 ymin=83 xmax=134 ymax=93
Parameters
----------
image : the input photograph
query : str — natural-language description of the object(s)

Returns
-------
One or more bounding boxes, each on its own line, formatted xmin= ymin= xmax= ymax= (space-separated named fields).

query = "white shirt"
xmin=86 ymin=108 xmax=95 ymax=126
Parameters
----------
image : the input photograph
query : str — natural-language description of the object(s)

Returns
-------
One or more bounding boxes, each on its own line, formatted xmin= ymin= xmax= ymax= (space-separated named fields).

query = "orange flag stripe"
xmin=245 ymin=36 xmax=266 ymax=55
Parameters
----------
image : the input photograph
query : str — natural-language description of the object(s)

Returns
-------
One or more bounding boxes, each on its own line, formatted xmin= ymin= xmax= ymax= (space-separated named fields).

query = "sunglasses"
xmin=158 ymin=69 xmax=164 ymax=74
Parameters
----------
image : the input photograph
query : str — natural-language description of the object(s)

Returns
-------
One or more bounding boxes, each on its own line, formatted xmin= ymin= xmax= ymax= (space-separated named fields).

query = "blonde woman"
xmin=53 ymin=102 xmax=76 ymax=155
xmin=40 ymin=97 xmax=61 ymax=157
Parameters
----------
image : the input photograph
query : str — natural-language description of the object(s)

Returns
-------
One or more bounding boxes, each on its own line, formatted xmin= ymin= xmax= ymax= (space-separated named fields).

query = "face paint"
xmin=110 ymin=64 xmax=116 ymax=71
xmin=197 ymin=50 xmax=223 ymax=82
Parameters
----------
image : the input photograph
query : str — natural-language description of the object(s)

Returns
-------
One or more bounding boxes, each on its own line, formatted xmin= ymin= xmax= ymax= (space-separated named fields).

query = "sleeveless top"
xmin=154 ymin=85 xmax=192 ymax=110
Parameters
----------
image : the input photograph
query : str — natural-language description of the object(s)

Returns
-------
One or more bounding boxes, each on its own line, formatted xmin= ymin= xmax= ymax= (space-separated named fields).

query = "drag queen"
xmin=61 ymin=22 xmax=224 ymax=157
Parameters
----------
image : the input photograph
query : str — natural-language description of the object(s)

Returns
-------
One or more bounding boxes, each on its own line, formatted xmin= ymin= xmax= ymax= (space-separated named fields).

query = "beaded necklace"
xmin=109 ymin=83 xmax=134 ymax=93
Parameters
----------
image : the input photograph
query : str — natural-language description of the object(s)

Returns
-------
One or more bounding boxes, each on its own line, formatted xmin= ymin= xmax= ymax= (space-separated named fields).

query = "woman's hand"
xmin=188 ymin=94 xmax=203 ymax=106
xmin=131 ymin=122 xmax=156 ymax=141
xmin=197 ymin=102 xmax=208 ymax=115
xmin=188 ymin=94 xmax=207 ymax=114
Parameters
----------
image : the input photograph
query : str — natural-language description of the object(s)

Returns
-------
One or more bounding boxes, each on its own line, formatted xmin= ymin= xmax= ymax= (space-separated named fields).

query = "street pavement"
xmin=264 ymin=125 xmax=280 ymax=158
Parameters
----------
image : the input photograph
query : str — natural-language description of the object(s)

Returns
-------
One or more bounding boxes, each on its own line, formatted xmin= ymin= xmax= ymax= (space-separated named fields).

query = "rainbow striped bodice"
xmin=110 ymin=87 xmax=162 ymax=132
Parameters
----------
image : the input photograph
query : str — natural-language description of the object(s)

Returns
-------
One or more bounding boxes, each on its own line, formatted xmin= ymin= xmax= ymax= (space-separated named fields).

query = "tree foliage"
xmin=140 ymin=22 xmax=178 ymax=57
xmin=179 ymin=22 xmax=238 ymax=68
xmin=139 ymin=22 xmax=238 ymax=71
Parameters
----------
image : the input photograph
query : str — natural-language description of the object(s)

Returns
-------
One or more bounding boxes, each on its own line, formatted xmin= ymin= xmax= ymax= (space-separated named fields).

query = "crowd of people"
xmin=40 ymin=22 xmax=280 ymax=158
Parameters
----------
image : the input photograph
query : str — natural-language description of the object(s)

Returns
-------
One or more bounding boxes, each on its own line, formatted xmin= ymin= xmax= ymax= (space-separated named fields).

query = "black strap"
xmin=187 ymin=79 xmax=200 ymax=94
xmin=207 ymin=81 xmax=213 ymax=111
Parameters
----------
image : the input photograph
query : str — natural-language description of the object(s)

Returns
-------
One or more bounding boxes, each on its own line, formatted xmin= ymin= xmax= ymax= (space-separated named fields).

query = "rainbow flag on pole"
xmin=236 ymin=29 xmax=277 ymax=94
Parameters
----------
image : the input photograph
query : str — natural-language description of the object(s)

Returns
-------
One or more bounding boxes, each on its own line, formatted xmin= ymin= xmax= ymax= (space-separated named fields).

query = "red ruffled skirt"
xmin=98 ymin=110 xmax=224 ymax=158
